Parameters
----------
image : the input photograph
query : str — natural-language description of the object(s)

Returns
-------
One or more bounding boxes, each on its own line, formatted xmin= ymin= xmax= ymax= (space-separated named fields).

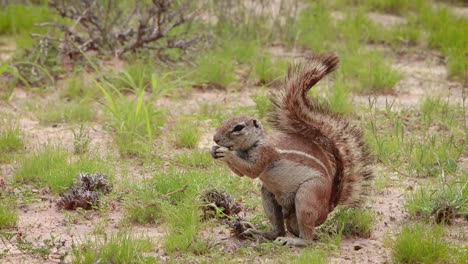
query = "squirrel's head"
xmin=213 ymin=117 xmax=265 ymax=151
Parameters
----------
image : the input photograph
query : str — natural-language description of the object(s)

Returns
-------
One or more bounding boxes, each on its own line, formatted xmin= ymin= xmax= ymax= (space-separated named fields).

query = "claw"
xmin=211 ymin=146 xmax=230 ymax=159
xmin=210 ymin=146 xmax=220 ymax=159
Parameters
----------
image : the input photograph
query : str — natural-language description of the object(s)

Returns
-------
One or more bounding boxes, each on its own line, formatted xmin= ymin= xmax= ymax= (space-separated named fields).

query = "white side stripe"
xmin=275 ymin=148 xmax=328 ymax=174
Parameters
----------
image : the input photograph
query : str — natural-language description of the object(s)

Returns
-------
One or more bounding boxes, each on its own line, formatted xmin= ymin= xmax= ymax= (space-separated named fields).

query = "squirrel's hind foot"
xmin=274 ymin=237 xmax=311 ymax=247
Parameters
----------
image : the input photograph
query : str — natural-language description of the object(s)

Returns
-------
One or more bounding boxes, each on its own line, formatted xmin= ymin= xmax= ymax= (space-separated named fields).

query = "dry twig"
xmin=34 ymin=0 xmax=204 ymax=60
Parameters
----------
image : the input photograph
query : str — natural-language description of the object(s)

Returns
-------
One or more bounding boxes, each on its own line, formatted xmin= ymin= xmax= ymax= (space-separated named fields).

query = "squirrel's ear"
xmin=252 ymin=119 xmax=262 ymax=129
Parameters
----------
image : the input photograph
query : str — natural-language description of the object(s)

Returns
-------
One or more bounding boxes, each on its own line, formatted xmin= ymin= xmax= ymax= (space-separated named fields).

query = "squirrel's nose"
xmin=213 ymin=135 xmax=220 ymax=144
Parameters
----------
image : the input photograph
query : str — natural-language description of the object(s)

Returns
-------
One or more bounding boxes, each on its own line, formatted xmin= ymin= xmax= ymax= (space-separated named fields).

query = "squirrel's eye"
xmin=232 ymin=124 xmax=245 ymax=132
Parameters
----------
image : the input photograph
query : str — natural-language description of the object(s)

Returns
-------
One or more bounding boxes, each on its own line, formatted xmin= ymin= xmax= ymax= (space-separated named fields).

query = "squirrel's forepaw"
xmin=210 ymin=146 xmax=220 ymax=159
xmin=213 ymin=146 xmax=232 ymax=160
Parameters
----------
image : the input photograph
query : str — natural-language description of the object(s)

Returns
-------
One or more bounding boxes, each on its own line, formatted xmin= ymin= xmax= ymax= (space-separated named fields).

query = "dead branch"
xmin=35 ymin=0 xmax=204 ymax=60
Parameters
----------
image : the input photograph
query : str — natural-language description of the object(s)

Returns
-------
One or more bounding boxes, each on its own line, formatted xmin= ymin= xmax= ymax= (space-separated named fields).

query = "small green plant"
xmin=408 ymin=135 xmax=461 ymax=177
xmin=326 ymin=80 xmax=353 ymax=114
xmin=196 ymin=102 xmax=227 ymax=126
xmin=358 ymin=53 xmax=401 ymax=92
xmin=365 ymin=95 xmax=465 ymax=176
xmin=14 ymin=146 xmax=109 ymax=193
xmin=0 ymin=4 xmax=54 ymax=35
xmin=0 ymin=4 xmax=65 ymax=52
xmin=163 ymin=203 xmax=202 ymax=254
xmin=366 ymin=108 xmax=404 ymax=165
xmin=294 ymin=249 xmax=329 ymax=264
xmin=0 ymin=63 xmax=30 ymax=101
xmin=174 ymin=120 xmax=201 ymax=149
xmin=124 ymin=181 xmax=164 ymax=225
xmin=194 ymin=50 xmax=236 ymax=88
xmin=97 ymin=81 xmax=166 ymax=158
xmin=222 ymin=38 xmax=260 ymax=64
xmin=0 ymin=125 xmax=24 ymax=163
xmin=337 ymin=11 xmax=386 ymax=48
xmin=72 ymin=124 xmax=91 ymax=155
xmin=37 ymin=100 xmax=95 ymax=124
xmin=61 ymin=72 xmax=100 ymax=100
xmin=108 ymin=60 xmax=155 ymax=92
xmin=364 ymin=0 xmax=426 ymax=14
xmin=416 ymin=6 xmax=467 ymax=80
xmin=318 ymin=206 xmax=374 ymax=238
xmin=71 ymin=232 xmax=155 ymax=264
xmin=251 ymin=93 xmax=271 ymax=119
xmin=0 ymin=204 xmax=18 ymax=229
xmin=295 ymin=2 xmax=334 ymax=52
xmin=389 ymin=223 xmax=450 ymax=264
xmin=406 ymin=173 xmax=468 ymax=223
xmin=341 ymin=50 xmax=400 ymax=93
xmin=420 ymin=96 xmax=462 ymax=128
xmin=252 ymin=54 xmax=288 ymax=85
xmin=386 ymin=23 xmax=421 ymax=47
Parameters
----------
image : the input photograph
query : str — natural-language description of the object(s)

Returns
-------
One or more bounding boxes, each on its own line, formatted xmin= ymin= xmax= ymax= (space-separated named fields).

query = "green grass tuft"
xmin=251 ymin=93 xmax=271 ymax=119
xmin=222 ymin=38 xmax=261 ymax=64
xmin=14 ymin=146 xmax=110 ymax=193
xmin=386 ymin=22 xmax=421 ymax=47
xmin=0 ymin=4 xmax=54 ymax=35
xmin=252 ymin=54 xmax=288 ymax=85
xmin=98 ymin=82 xmax=166 ymax=158
xmin=295 ymin=2 xmax=334 ymax=52
xmin=163 ymin=203 xmax=203 ymax=254
xmin=294 ymin=249 xmax=329 ymax=264
xmin=173 ymin=120 xmax=202 ymax=149
xmin=124 ymin=167 xmax=252 ymax=245
xmin=61 ymin=72 xmax=100 ymax=100
xmin=194 ymin=50 xmax=236 ymax=88
xmin=124 ymin=181 xmax=164 ymax=225
xmin=0 ymin=204 xmax=18 ymax=229
xmin=319 ymin=206 xmax=374 ymax=238
xmin=0 ymin=124 xmax=24 ymax=163
xmin=326 ymin=80 xmax=353 ymax=114
xmin=364 ymin=0 xmax=426 ymax=15
xmin=416 ymin=6 xmax=468 ymax=80
xmin=407 ymin=135 xmax=460 ymax=177
xmin=340 ymin=50 xmax=400 ymax=93
xmin=71 ymin=232 xmax=155 ymax=264
xmin=108 ymin=60 xmax=155 ymax=92
xmin=421 ymin=96 xmax=463 ymax=129
xmin=71 ymin=124 xmax=91 ymax=155
xmin=337 ymin=11 xmax=386 ymax=48
xmin=389 ymin=223 xmax=451 ymax=264
xmin=406 ymin=172 xmax=468 ymax=223
xmin=365 ymin=96 xmax=465 ymax=177
xmin=37 ymin=100 xmax=95 ymax=124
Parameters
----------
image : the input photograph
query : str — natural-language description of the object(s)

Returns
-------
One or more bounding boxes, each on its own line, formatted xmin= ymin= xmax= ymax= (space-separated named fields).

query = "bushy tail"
xmin=268 ymin=54 xmax=373 ymax=206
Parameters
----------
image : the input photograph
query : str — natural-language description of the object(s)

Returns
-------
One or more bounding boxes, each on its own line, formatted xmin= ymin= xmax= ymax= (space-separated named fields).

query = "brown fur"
xmin=211 ymin=54 xmax=373 ymax=246
xmin=268 ymin=54 xmax=373 ymax=205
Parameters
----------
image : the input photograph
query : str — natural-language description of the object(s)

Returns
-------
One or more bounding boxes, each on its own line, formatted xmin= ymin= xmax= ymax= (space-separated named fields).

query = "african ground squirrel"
xmin=211 ymin=54 xmax=373 ymax=247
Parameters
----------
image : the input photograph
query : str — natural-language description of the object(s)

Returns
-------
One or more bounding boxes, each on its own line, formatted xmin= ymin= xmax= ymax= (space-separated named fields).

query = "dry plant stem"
xmin=163 ymin=184 xmax=188 ymax=198
xmin=39 ymin=0 xmax=203 ymax=59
